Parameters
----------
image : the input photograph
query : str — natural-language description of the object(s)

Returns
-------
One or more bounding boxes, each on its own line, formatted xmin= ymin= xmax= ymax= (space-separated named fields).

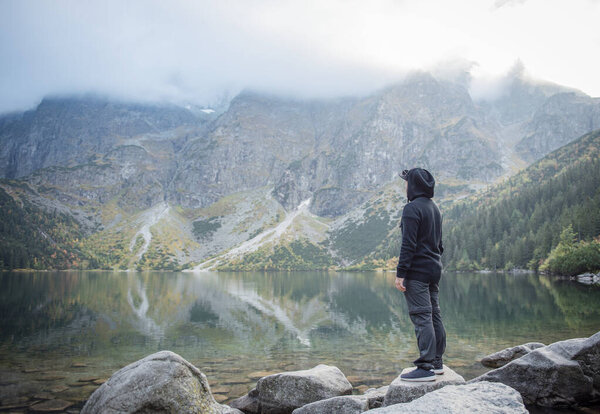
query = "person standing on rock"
xmin=395 ymin=167 xmax=446 ymax=382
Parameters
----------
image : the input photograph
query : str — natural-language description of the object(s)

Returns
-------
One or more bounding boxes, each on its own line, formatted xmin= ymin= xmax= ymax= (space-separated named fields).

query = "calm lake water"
xmin=0 ymin=270 xmax=599 ymax=411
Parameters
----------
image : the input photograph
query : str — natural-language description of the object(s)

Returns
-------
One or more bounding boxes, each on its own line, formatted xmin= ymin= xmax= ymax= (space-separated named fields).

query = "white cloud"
xmin=0 ymin=0 xmax=598 ymax=113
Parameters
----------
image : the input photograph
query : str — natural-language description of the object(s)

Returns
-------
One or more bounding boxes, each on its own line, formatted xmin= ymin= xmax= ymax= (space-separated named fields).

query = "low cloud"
xmin=0 ymin=0 xmax=598 ymax=113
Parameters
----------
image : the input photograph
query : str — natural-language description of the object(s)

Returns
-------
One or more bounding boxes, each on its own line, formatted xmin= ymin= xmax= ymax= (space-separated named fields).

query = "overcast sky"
xmin=1 ymin=0 xmax=599 ymax=113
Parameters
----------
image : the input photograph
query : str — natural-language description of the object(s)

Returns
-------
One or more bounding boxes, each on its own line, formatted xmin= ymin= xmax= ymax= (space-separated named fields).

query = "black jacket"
xmin=396 ymin=168 xmax=444 ymax=283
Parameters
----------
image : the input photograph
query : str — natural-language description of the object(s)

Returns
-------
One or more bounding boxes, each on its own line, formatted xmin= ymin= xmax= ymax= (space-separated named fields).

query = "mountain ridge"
xmin=1 ymin=72 xmax=599 ymax=270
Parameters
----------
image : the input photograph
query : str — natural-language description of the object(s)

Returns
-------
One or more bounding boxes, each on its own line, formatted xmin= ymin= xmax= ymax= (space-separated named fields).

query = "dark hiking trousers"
xmin=403 ymin=278 xmax=447 ymax=371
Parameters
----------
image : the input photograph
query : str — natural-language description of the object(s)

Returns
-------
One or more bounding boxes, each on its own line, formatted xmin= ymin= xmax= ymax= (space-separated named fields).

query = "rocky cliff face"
xmin=171 ymin=72 xmax=509 ymax=216
xmin=516 ymin=93 xmax=600 ymax=162
xmin=3 ymin=73 xmax=591 ymax=218
xmin=0 ymin=96 xmax=207 ymax=179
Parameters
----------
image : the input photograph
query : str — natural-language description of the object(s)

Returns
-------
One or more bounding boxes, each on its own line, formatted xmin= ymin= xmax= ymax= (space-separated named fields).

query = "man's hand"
xmin=395 ymin=277 xmax=406 ymax=292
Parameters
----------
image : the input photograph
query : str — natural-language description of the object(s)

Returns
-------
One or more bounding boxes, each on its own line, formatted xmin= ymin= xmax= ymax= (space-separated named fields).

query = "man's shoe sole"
xmin=400 ymin=376 xmax=436 ymax=382
xmin=433 ymin=369 xmax=444 ymax=375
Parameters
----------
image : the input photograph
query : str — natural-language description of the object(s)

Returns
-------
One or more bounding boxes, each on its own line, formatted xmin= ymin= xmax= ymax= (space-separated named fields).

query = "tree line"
xmin=442 ymin=129 xmax=600 ymax=272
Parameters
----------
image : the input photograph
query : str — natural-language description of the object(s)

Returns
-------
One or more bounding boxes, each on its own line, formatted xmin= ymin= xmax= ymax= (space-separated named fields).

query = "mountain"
xmin=515 ymin=92 xmax=600 ymax=161
xmin=0 ymin=96 xmax=211 ymax=178
xmin=0 ymin=72 xmax=599 ymax=270
xmin=443 ymin=129 xmax=600 ymax=271
xmin=169 ymin=72 xmax=506 ymax=215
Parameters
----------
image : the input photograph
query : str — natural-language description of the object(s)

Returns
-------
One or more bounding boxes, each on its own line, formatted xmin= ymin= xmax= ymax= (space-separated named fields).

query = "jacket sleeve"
xmin=396 ymin=204 xmax=420 ymax=279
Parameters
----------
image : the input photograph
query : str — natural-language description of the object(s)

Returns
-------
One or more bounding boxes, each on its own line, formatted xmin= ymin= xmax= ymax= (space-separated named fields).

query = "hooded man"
xmin=395 ymin=167 xmax=446 ymax=382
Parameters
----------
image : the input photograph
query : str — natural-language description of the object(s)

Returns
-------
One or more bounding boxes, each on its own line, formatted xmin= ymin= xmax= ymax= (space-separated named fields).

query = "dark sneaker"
xmin=432 ymin=358 xmax=444 ymax=374
xmin=400 ymin=367 xmax=436 ymax=382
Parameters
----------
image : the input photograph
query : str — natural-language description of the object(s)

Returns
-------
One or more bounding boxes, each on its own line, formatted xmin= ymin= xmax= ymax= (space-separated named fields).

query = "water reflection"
xmin=126 ymin=275 xmax=163 ymax=340
xmin=0 ymin=271 xmax=599 ymax=382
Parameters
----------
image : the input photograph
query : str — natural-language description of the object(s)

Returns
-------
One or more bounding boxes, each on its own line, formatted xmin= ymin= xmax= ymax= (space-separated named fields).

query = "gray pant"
xmin=403 ymin=278 xmax=446 ymax=370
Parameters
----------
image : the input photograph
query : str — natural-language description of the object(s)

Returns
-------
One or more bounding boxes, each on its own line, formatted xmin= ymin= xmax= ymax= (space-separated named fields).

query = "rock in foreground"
xmin=254 ymin=364 xmax=353 ymax=414
xmin=371 ymin=381 xmax=527 ymax=413
xmin=383 ymin=365 xmax=465 ymax=406
xmin=481 ymin=342 xmax=545 ymax=368
xmin=471 ymin=331 xmax=600 ymax=407
xmin=291 ymin=395 xmax=368 ymax=414
xmin=81 ymin=350 xmax=240 ymax=414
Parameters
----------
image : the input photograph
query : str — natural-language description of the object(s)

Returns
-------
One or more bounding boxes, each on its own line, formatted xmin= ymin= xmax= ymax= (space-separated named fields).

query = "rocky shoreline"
xmin=75 ymin=331 xmax=600 ymax=413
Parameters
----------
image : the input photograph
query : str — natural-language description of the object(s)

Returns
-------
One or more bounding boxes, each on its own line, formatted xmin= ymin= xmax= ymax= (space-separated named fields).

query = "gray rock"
xmin=370 ymin=381 xmax=527 ymax=413
xmin=255 ymin=364 xmax=353 ymax=414
xmin=229 ymin=387 xmax=260 ymax=413
xmin=481 ymin=342 xmax=546 ymax=368
xmin=516 ymin=92 xmax=600 ymax=162
xmin=383 ymin=365 xmax=465 ymax=406
xmin=576 ymin=273 xmax=600 ymax=285
xmin=231 ymin=378 xmax=384 ymax=413
xmin=81 ymin=350 xmax=239 ymax=414
xmin=363 ymin=385 xmax=389 ymax=409
xmin=291 ymin=395 xmax=368 ymax=414
xmin=470 ymin=331 xmax=600 ymax=407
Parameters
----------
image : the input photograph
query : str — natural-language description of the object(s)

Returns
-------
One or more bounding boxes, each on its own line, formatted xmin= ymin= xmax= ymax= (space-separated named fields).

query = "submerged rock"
xmin=255 ymin=364 xmax=353 ymax=414
xmin=470 ymin=331 xmax=600 ymax=407
xmin=383 ymin=365 xmax=465 ymax=406
xmin=81 ymin=350 xmax=241 ymax=414
xmin=370 ymin=381 xmax=527 ymax=413
xmin=481 ymin=342 xmax=546 ymax=368
xmin=29 ymin=398 xmax=74 ymax=412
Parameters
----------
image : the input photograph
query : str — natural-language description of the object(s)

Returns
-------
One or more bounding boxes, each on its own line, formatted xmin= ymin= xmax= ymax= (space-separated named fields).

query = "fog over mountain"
xmin=1 ymin=0 xmax=599 ymax=113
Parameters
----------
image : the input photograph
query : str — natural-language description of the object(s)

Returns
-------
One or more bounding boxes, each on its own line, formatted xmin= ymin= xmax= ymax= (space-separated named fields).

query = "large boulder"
xmin=232 ymin=382 xmax=387 ymax=414
xmin=369 ymin=381 xmax=527 ymax=413
xmin=383 ymin=365 xmax=465 ymax=406
xmin=291 ymin=395 xmax=368 ymax=414
xmin=254 ymin=364 xmax=353 ymax=414
xmin=81 ymin=351 xmax=241 ymax=414
xmin=470 ymin=331 xmax=600 ymax=407
xmin=481 ymin=342 xmax=546 ymax=368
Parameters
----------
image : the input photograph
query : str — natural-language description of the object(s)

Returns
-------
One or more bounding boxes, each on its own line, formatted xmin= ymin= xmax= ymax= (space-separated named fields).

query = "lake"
xmin=0 ymin=270 xmax=599 ymax=411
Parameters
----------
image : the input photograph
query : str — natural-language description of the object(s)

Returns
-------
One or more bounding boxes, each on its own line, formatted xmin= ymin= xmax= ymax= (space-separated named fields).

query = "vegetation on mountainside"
xmin=0 ymin=184 xmax=85 ymax=269
xmin=328 ymin=209 xmax=397 ymax=260
xmin=192 ymin=217 xmax=222 ymax=240
xmin=78 ymin=231 xmax=133 ymax=270
xmin=443 ymin=129 xmax=600 ymax=273
xmin=136 ymin=242 xmax=181 ymax=270
xmin=216 ymin=239 xmax=334 ymax=271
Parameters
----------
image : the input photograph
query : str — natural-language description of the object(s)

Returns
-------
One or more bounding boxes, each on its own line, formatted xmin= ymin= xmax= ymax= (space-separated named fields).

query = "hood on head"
xmin=404 ymin=168 xmax=435 ymax=201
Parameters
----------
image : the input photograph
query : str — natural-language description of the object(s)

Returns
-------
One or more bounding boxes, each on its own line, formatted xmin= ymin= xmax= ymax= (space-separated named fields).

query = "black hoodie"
xmin=396 ymin=168 xmax=444 ymax=283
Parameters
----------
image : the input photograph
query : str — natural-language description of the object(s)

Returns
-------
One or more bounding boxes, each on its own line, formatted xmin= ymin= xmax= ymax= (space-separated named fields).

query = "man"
xmin=395 ymin=167 xmax=446 ymax=382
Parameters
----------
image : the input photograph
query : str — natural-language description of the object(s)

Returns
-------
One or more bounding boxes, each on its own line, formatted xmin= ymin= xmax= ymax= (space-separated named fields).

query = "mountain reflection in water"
xmin=0 ymin=270 xmax=599 ymax=402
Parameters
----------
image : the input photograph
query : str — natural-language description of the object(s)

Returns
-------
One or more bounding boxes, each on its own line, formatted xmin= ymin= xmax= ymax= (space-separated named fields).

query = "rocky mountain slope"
xmin=1 ymin=71 xmax=599 ymax=270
